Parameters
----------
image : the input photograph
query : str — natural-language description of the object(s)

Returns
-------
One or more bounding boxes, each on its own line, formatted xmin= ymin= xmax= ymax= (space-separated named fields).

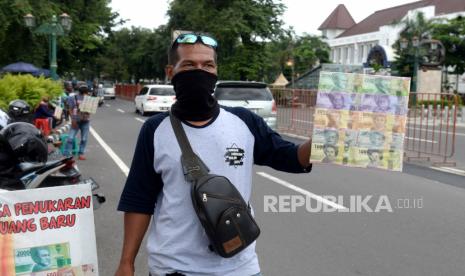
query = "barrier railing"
xmin=272 ymin=88 xmax=318 ymax=137
xmin=405 ymin=92 xmax=458 ymax=166
xmin=115 ymin=84 xmax=142 ymax=101
xmin=271 ymin=88 xmax=459 ymax=166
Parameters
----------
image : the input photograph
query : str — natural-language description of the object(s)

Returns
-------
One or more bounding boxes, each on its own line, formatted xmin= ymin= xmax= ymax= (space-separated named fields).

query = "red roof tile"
xmin=430 ymin=0 xmax=465 ymax=15
xmin=336 ymin=0 xmax=465 ymax=38
xmin=318 ymin=4 xmax=356 ymax=30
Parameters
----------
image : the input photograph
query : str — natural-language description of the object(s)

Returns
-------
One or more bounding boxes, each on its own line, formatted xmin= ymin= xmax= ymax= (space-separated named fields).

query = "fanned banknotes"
xmin=311 ymin=72 xmax=410 ymax=171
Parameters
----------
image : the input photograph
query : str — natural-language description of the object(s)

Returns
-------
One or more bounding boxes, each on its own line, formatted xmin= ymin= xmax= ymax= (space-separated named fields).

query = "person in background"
xmin=62 ymin=81 xmax=73 ymax=121
xmin=34 ymin=97 xmax=56 ymax=128
xmin=63 ymin=85 xmax=91 ymax=160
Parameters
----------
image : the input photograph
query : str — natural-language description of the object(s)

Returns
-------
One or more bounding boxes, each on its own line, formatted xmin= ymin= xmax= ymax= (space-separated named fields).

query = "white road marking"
xmin=256 ymin=172 xmax=347 ymax=210
xmin=405 ymin=137 xmax=437 ymax=143
xmin=105 ymin=104 xmax=111 ymax=107
xmin=407 ymin=126 xmax=465 ymax=136
xmin=135 ymin=118 xmax=146 ymax=123
xmin=282 ymin=133 xmax=310 ymax=140
xmin=117 ymin=109 xmax=125 ymax=113
xmin=89 ymin=127 xmax=129 ymax=177
xmin=430 ymin=166 xmax=465 ymax=176
xmin=292 ymin=119 xmax=312 ymax=124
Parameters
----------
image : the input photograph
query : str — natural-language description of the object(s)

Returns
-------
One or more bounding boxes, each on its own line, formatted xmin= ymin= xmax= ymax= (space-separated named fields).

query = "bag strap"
xmin=169 ymin=111 xmax=209 ymax=182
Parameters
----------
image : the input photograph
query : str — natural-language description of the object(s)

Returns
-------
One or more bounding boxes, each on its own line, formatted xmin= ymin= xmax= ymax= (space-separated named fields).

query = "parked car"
xmin=102 ymin=82 xmax=115 ymax=99
xmin=214 ymin=81 xmax=277 ymax=129
xmin=135 ymin=84 xmax=176 ymax=116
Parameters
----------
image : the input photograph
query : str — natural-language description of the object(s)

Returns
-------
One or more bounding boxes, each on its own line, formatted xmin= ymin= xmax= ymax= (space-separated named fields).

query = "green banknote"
xmin=311 ymin=128 xmax=343 ymax=145
xmin=360 ymin=75 xmax=410 ymax=96
xmin=318 ymin=72 xmax=354 ymax=92
xmin=357 ymin=130 xmax=390 ymax=150
xmin=15 ymin=243 xmax=71 ymax=275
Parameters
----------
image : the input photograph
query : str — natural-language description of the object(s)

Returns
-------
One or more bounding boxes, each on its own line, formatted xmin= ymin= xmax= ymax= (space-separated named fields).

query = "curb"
xmin=47 ymin=122 xmax=71 ymax=143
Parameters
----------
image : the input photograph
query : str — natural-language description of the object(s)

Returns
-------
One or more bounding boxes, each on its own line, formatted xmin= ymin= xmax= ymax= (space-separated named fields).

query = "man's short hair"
xmin=168 ymin=33 xmax=218 ymax=65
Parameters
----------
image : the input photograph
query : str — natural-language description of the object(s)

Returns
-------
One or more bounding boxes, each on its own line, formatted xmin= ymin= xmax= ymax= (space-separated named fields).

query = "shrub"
xmin=0 ymin=74 xmax=63 ymax=110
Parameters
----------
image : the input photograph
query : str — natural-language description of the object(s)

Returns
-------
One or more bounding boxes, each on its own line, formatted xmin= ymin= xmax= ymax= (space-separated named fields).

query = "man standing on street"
xmin=63 ymin=85 xmax=91 ymax=160
xmin=116 ymin=33 xmax=313 ymax=276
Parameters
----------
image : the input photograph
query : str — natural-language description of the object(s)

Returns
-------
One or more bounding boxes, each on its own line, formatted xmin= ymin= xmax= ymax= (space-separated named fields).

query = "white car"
xmin=135 ymin=84 xmax=176 ymax=116
xmin=214 ymin=81 xmax=277 ymax=129
xmin=102 ymin=82 xmax=115 ymax=99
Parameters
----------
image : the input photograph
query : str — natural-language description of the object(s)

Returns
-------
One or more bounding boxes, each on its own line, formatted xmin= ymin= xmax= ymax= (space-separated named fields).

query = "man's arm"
xmin=229 ymin=107 xmax=312 ymax=173
xmin=298 ymin=139 xmax=312 ymax=168
xmin=115 ymin=212 xmax=151 ymax=276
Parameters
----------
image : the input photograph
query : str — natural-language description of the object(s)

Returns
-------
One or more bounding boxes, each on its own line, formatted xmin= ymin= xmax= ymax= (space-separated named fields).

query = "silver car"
xmin=214 ymin=81 xmax=277 ymax=129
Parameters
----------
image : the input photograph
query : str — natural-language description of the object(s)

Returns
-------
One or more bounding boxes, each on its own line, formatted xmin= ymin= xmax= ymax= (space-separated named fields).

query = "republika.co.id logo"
xmin=263 ymin=195 xmax=424 ymax=213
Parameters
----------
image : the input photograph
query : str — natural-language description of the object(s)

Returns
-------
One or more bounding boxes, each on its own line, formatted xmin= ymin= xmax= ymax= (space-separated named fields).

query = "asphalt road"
xmin=77 ymin=99 xmax=465 ymax=276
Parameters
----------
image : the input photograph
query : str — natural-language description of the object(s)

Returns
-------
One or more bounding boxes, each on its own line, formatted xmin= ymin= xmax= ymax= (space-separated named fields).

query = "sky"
xmin=110 ymin=0 xmax=418 ymax=35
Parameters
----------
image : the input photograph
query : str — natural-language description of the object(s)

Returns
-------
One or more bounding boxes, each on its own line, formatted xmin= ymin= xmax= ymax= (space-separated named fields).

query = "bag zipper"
xmin=202 ymin=193 xmax=242 ymax=204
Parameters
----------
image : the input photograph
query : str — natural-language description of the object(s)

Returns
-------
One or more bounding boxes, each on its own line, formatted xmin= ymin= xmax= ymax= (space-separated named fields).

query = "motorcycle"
xmin=0 ymin=119 xmax=106 ymax=209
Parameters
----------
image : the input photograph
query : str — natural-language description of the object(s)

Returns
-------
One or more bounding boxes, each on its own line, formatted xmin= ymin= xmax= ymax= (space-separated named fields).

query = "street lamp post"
xmin=400 ymin=36 xmax=445 ymax=104
xmin=286 ymin=59 xmax=295 ymax=89
xmin=24 ymin=13 xmax=72 ymax=80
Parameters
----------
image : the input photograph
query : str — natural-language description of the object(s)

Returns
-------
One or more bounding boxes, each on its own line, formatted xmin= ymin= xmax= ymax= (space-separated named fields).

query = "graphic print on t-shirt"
xmin=224 ymin=143 xmax=245 ymax=168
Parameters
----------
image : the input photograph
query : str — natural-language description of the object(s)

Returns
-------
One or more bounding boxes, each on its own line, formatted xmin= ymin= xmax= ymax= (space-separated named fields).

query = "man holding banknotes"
xmin=116 ymin=32 xmax=313 ymax=276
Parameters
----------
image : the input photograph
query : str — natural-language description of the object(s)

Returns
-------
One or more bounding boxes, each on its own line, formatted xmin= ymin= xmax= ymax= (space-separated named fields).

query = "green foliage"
xmin=393 ymin=13 xmax=465 ymax=80
xmin=0 ymin=0 xmax=120 ymax=79
xmin=0 ymin=74 xmax=62 ymax=110
xmin=0 ymin=0 xmax=330 ymax=84
xmin=415 ymin=98 xmax=462 ymax=108
xmin=392 ymin=12 xmax=435 ymax=78
xmin=431 ymin=16 xmax=465 ymax=75
xmin=98 ymin=26 xmax=171 ymax=82
xmin=292 ymin=33 xmax=330 ymax=75
xmin=167 ymin=0 xmax=286 ymax=80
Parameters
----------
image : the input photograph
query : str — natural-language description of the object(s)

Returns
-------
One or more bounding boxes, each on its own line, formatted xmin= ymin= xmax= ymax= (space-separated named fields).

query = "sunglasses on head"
xmin=174 ymin=33 xmax=218 ymax=49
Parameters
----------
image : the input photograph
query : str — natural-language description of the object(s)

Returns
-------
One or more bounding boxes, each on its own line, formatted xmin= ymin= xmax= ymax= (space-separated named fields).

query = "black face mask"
xmin=171 ymin=69 xmax=219 ymax=122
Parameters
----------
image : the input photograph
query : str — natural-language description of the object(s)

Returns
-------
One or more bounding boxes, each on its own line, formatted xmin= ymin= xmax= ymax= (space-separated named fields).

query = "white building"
xmin=320 ymin=0 xmax=465 ymax=69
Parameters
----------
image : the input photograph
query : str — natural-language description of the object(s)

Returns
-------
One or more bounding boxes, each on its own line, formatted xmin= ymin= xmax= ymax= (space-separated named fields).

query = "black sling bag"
xmin=169 ymin=112 xmax=260 ymax=258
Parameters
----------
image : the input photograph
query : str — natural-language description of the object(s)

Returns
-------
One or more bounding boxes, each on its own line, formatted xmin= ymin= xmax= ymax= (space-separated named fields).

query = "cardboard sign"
xmin=0 ymin=185 xmax=99 ymax=275
xmin=310 ymin=72 xmax=410 ymax=171
xmin=79 ymin=96 xmax=98 ymax=114
xmin=53 ymin=106 xmax=63 ymax=119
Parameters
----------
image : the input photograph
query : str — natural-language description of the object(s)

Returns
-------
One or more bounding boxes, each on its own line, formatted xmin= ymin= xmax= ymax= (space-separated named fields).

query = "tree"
xmin=392 ymin=12 xmax=435 ymax=77
xmin=292 ymin=34 xmax=330 ymax=76
xmin=431 ymin=16 xmax=465 ymax=75
xmin=167 ymin=0 xmax=286 ymax=80
xmin=0 ymin=0 xmax=119 ymax=79
xmin=99 ymin=26 xmax=171 ymax=82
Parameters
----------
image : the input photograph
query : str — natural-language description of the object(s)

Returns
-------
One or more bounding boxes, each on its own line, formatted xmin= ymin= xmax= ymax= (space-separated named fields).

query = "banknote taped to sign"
xmin=0 ymin=185 xmax=98 ymax=275
xmin=310 ymin=72 xmax=410 ymax=171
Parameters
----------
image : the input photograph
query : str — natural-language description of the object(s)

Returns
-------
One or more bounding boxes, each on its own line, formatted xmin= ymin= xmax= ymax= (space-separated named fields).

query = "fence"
xmin=115 ymin=84 xmax=142 ymax=101
xmin=271 ymin=88 xmax=459 ymax=166
xmin=405 ymin=92 xmax=458 ymax=166
xmin=115 ymin=84 xmax=459 ymax=166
